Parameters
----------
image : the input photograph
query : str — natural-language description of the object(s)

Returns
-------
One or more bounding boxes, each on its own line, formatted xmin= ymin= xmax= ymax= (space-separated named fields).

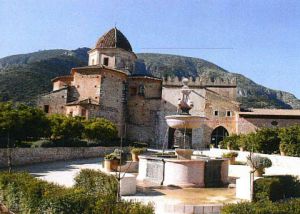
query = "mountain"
xmin=135 ymin=53 xmax=300 ymax=109
xmin=0 ymin=48 xmax=89 ymax=104
xmin=0 ymin=49 xmax=299 ymax=109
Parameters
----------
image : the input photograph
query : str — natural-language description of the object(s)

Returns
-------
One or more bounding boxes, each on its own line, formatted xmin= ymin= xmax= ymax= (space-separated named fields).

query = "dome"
xmin=94 ymin=27 xmax=133 ymax=52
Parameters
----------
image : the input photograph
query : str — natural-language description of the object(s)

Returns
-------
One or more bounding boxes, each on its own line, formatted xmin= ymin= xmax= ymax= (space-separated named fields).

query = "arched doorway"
xmin=211 ymin=126 xmax=229 ymax=147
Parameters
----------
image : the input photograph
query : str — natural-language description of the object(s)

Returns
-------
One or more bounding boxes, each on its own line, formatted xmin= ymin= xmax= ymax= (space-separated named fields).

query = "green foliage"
xmin=278 ymin=124 xmax=300 ymax=156
xmin=222 ymin=152 xmax=238 ymax=158
xmin=133 ymin=142 xmax=149 ymax=148
xmin=0 ymin=103 xmax=51 ymax=143
xmin=49 ymin=114 xmax=85 ymax=140
xmin=0 ymin=170 xmax=154 ymax=214
xmin=131 ymin=148 xmax=146 ymax=154
xmin=31 ymin=139 xmax=55 ymax=148
xmin=218 ymin=124 xmax=300 ymax=156
xmin=254 ymin=175 xmax=300 ymax=202
xmin=247 ymin=155 xmax=272 ymax=169
xmin=83 ymin=118 xmax=118 ymax=141
xmin=74 ymin=169 xmax=118 ymax=200
xmin=105 ymin=154 xmax=118 ymax=160
xmin=221 ymin=199 xmax=300 ymax=214
xmin=220 ymin=133 xmax=240 ymax=150
xmin=252 ymin=127 xmax=281 ymax=154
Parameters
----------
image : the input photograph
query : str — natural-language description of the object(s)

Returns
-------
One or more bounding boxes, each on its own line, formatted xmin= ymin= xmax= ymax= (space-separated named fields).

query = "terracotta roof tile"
xmin=94 ymin=27 xmax=132 ymax=52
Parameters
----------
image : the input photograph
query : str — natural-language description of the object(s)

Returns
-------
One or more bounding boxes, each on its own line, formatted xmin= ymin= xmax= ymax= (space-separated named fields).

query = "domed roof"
xmin=94 ymin=27 xmax=133 ymax=52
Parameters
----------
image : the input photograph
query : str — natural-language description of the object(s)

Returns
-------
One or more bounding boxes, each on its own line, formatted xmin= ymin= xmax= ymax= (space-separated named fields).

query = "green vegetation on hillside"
xmin=0 ymin=49 xmax=299 ymax=109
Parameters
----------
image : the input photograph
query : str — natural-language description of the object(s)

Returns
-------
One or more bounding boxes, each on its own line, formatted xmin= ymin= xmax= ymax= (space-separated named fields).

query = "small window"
xmin=104 ymin=58 xmax=109 ymax=66
xmin=130 ymin=87 xmax=137 ymax=96
xmin=44 ymin=105 xmax=49 ymax=113
xmin=81 ymin=109 xmax=86 ymax=117
xmin=69 ymin=111 xmax=73 ymax=116
xmin=95 ymin=97 xmax=98 ymax=99
xmin=271 ymin=121 xmax=278 ymax=126
xmin=62 ymin=96 xmax=64 ymax=98
xmin=214 ymin=111 xmax=219 ymax=116
xmin=94 ymin=85 xmax=97 ymax=88
xmin=227 ymin=111 xmax=231 ymax=117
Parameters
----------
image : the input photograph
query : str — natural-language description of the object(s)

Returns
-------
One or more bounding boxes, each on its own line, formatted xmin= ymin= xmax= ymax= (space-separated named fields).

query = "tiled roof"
xmin=71 ymin=65 xmax=128 ymax=75
xmin=94 ymin=27 xmax=132 ymax=52
xmin=51 ymin=76 xmax=73 ymax=82
xmin=66 ymin=98 xmax=100 ymax=106
xmin=239 ymin=108 xmax=300 ymax=116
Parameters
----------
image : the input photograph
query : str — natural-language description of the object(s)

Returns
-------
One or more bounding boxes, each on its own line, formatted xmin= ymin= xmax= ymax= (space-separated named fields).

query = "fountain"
xmin=137 ymin=78 xmax=229 ymax=187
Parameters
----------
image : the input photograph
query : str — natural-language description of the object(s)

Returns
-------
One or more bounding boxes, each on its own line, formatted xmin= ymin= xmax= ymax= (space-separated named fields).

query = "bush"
xmin=0 ymin=170 xmax=154 ymax=214
xmin=131 ymin=148 xmax=146 ymax=154
xmin=133 ymin=142 xmax=149 ymax=148
xmin=74 ymin=169 xmax=118 ymax=200
xmin=83 ymin=118 xmax=118 ymax=141
xmin=222 ymin=152 xmax=238 ymax=158
xmin=247 ymin=155 xmax=272 ymax=169
xmin=31 ymin=139 xmax=56 ymax=148
xmin=254 ymin=175 xmax=300 ymax=202
xmin=221 ymin=199 xmax=300 ymax=214
xmin=31 ymin=139 xmax=88 ymax=148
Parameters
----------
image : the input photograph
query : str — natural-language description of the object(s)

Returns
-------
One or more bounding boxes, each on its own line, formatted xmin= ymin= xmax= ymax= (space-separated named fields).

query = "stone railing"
xmin=0 ymin=147 xmax=132 ymax=168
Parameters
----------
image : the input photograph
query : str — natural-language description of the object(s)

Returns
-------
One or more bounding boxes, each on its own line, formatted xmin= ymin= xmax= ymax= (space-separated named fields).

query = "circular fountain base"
xmin=175 ymin=149 xmax=194 ymax=160
xmin=137 ymin=155 xmax=229 ymax=188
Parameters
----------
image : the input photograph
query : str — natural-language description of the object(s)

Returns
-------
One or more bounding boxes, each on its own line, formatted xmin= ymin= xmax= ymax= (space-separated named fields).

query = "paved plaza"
xmin=2 ymin=157 xmax=239 ymax=213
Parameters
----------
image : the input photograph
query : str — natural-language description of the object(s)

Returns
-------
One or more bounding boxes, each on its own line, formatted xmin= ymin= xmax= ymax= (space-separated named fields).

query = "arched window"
xmin=211 ymin=126 xmax=229 ymax=147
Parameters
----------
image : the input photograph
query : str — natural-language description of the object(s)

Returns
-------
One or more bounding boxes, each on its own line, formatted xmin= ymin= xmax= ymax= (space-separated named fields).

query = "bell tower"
xmin=88 ymin=27 xmax=137 ymax=75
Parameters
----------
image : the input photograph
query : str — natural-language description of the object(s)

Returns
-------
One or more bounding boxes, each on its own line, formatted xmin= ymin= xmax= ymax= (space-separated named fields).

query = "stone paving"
xmin=4 ymin=157 xmax=240 ymax=214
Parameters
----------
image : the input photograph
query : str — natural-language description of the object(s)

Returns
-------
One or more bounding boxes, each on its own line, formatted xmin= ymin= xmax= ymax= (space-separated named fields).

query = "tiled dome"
xmin=94 ymin=27 xmax=133 ymax=52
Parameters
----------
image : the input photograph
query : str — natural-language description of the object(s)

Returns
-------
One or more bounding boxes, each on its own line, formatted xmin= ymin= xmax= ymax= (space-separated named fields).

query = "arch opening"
xmin=211 ymin=126 xmax=229 ymax=147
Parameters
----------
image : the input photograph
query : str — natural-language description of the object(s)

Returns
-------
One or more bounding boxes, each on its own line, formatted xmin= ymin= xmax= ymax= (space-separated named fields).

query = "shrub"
xmin=0 ymin=170 xmax=154 ymax=214
xmin=133 ymin=142 xmax=149 ymax=148
xmin=74 ymin=169 xmax=118 ymax=200
xmin=131 ymin=148 xmax=146 ymax=154
xmin=221 ymin=199 xmax=300 ymax=214
xmin=83 ymin=118 xmax=118 ymax=141
xmin=254 ymin=175 xmax=300 ymax=202
xmin=247 ymin=155 xmax=272 ymax=169
xmin=220 ymin=134 xmax=240 ymax=150
xmin=31 ymin=139 xmax=56 ymax=148
xmin=222 ymin=152 xmax=238 ymax=158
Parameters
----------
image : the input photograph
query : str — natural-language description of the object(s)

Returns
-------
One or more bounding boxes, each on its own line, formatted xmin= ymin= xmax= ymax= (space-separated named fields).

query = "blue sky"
xmin=0 ymin=0 xmax=299 ymax=98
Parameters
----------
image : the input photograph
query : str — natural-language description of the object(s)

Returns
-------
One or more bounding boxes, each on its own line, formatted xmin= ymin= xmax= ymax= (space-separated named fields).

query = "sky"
xmin=0 ymin=0 xmax=299 ymax=98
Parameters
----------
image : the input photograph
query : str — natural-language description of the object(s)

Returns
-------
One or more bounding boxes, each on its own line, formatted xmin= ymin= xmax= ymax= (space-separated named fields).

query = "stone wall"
xmin=126 ymin=76 xmax=162 ymax=144
xmin=0 ymin=147 xmax=132 ymax=168
xmin=36 ymin=88 xmax=68 ymax=115
xmin=237 ymin=117 xmax=300 ymax=135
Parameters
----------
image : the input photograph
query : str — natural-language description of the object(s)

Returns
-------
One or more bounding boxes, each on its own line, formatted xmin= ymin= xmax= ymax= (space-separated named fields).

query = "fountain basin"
xmin=137 ymin=155 xmax=229 ymax=187
xmin=165 ymin=115 xmax=205 ymax=129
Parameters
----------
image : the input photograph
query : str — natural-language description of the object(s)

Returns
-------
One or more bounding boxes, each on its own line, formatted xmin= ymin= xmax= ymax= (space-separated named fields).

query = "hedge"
xmin=222 ymin=175 xmax=300 ymax=214
xmin=0 ymin=170 xmax=154 ymax=214
xmin=221 ymin=199 xmax=300 ymax=214
xmin=254 ymin=175 xmax=300 ymax=202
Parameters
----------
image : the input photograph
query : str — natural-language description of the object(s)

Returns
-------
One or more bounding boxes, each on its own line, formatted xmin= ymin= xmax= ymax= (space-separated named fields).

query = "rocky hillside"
xmin=0 ymin=49 xmax=299 ymax=109
xmin=135 ymin=53 xmax=300 ymax=109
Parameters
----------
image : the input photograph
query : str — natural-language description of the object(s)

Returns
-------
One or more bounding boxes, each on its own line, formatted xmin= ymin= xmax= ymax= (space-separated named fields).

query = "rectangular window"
xmin=214 ymin=111 xmax=218 ymax=116
xmin=130 ymin=87 xmax=137 ymax=96
xmin=81 ymin=109 xmax=86 ymax=117
xmin=227 ymin=111 xmax=231 ymax=117
xmin=44 ymin=105 xmax=49 ymax=113
xmin=104 ymin=58 xmax=109 ymax=66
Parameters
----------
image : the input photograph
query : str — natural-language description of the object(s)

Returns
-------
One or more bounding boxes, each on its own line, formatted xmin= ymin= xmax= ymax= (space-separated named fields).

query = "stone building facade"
xmin=37 ymin=27 xmax=300 ymax=148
